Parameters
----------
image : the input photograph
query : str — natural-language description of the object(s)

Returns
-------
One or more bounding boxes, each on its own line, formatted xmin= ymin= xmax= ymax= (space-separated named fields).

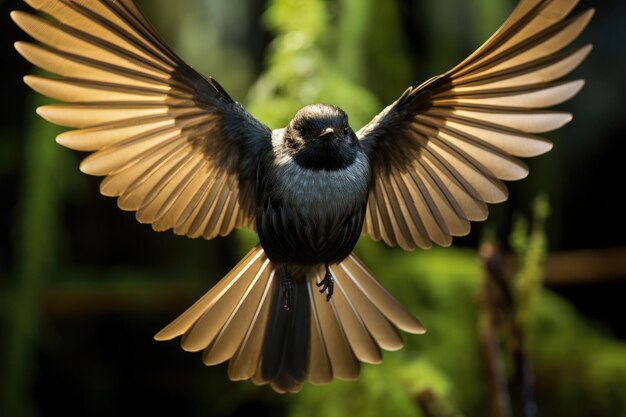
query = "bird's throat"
xmin=292 ymin=139 xmax=358 ymax=171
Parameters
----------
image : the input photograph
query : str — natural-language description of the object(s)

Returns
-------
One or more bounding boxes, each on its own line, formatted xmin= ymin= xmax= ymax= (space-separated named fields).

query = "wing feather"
xmin=13 ymin=0 xmax=272 ymax=240
xmin=359 ymin=0 xmax=592 ymax=249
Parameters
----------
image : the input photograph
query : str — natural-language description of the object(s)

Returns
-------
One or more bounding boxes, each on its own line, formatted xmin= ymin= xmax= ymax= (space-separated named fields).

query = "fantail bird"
xmin=12 ymin=0 xmax=592 ymax=393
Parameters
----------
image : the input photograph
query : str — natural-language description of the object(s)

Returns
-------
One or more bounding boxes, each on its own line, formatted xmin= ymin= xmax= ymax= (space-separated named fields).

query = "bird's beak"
xmin=318 ymin=127 xmax=335 ymax=139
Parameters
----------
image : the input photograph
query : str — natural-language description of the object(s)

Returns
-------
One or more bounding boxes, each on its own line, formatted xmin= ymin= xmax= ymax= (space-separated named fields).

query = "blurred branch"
xmin=414 ymin=388 xmax=464 ymax=417
xmin=39 ymin=273 xmax=206 ymax=318
xmin=478 ymin=241 xmax=513 ymax=417
xmin=337 ymin=0 xmax=372 ymax=82
xmin=544 ymin=247 xmax=626 ymax=285
xmin=477 ymin=195 xmax=552 ymax=417
xmin=1 ymin=93 xmax=64 ymax=417
xmin=479 ymin=238 xmax=538 ymax=417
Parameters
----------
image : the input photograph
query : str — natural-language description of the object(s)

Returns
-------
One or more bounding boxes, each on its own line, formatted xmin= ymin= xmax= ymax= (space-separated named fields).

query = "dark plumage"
xmin=284 ymin=105 xmax=359 ymax=171
xmin=12 ymin=0 xmax=592 ymax=393
xmin=257 ymin=104 xmax=367 ymax=267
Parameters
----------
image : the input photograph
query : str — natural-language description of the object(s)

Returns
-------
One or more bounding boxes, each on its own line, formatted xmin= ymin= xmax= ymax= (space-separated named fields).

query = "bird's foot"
xmin=281 ymin=279 xmax=292 ymax=311
xmin=316 ymin=265 xmax=334 ymax=301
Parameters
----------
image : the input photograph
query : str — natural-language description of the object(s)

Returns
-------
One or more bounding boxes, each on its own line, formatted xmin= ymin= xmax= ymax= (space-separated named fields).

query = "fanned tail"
xmin=155 ymin=245 xmax=425 ymax=393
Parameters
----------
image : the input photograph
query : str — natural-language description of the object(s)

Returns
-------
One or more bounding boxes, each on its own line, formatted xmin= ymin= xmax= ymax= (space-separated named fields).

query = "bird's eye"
xmin=342 ymin=126 xmax=349 ymax=135
xmin=298 ymin=126 xmax=308 ymax=137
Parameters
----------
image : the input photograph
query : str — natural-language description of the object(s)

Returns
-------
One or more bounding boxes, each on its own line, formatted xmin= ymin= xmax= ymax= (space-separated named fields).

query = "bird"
xmin=12 ymin=0 xmax=592 ymax=393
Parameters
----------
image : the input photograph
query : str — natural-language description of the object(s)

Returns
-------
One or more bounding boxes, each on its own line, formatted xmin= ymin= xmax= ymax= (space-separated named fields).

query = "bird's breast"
xmin=257 ymin=142 xmax=371 ymax=265
xmin=269 ymin=151 xmax=370 ymax=220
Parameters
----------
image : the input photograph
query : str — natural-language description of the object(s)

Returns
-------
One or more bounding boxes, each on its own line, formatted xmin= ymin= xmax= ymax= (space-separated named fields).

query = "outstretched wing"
xmin=12 ymin=0 xmax=272 ymax=239
xmin=359 ymin=0 xmax=593 ymax=250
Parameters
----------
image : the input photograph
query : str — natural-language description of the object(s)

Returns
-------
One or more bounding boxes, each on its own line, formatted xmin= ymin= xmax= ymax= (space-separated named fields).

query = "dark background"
xmin=1 ymin=0 xmax=625 ymax=416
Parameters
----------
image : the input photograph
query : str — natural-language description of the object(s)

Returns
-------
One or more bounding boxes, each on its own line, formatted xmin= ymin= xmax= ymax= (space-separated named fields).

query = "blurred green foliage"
xmin=246 ymin=0 xmax=380 ymax=128
xmin=1 ymin=0 xmax=625 ymax=416
xmin=510 ymin=195 xmax=551 ymax=327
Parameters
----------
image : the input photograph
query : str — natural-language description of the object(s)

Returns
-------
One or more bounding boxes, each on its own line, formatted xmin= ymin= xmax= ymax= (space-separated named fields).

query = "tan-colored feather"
xmin=202 ymin=259 xmax=273 ymax=365
xmin=416 ymin=114 xmax=553 ymax=158
xmin=99 ymin=140 xmax=188 ymax=198
xmin=452 ymin=45 xmax=592 ymax=91
xmin=474 ymin=10 xmax=594 ymax=78
xmin=204 ymin=180 xmax=237 ymax=238
xmin=311 ymin=270 xmax=360 ymax=380
xmin=422 ymin=136 xmax=509 ymax=204
xmin=389 ymin=173 xmax=436 ymax=249
xmin=451 ymin=0 xmax=582 ymax=77
xmin=409 ymin=163 xmax=471 ymax=237
xmin=23 ymin=75 xmax=167 ymax=103
xmin=306 ymin=281 xmax=334 ymax=384
xmin=141 ymin=157 xmax=210 ymax=225
xmin=186 ymin=175 xmax=228 ymax=235
xmin=11 ymin=11 xmax=169 ymax=77
xmin=388 ymin=174 xmax=432 ymax=248
xmin=79 ymin=126 xmax=179 ymax=175
xmin=363 ymin=193 xmax=383 ymax=242
xmin=431 ymin=107 xmax=573 ymax=134
xmin=394 ymin=171 xmax=452 ymax=247
xmin=215 ymin=188 xmax=242 ymax=238
xmin=180 ymin=274 xmax=255 ymax=351
xmin=15 ymin=42 xmax=169 ymax=90
xmin=441 ymin=80 xmax=585 ymax=109
xmin=377 ymin=174 xmax=420 ymax=250
xmin=227 ymin=270 xmax=275 ymax=381
xmin=130 ymin=152 xmax=203 ymax=218
xmin=173 ymin=172 xmax=223 ymax=236
xmin=343 ymin=255 xmax=426 ymax=334
xmin=332 ymin=263 xmax=404 ymax=351
xmin=37 ymin=103 xmax=168 ymax=129
xmin=433 ymin=129 xmax=529 ymax=181
xmin=24 ymin=0 xmax=175 ymax=67
xmin=55 ymin=118 xmax=175 ymax=151
xmin=154 ymin=247 xmax=266 ymax=341
xmin=370 ymin=183 xmax=396 ymax=246
xmin=167 ymin=164 xmax=218 ymax=223
xmin=328 ymin=266 xmax=382 ymax=364
xmin=417 ymin=153 xmax=489 ymax=222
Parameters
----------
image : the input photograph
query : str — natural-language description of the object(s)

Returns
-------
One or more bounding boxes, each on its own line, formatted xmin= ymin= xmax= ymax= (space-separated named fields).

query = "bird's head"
xmin=283 ymin=104 xmax=359 ymax=171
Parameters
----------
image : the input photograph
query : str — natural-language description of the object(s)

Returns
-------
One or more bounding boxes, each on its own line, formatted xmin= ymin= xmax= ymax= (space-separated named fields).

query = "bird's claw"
xmin=317 ymin=268 xmax=334 ymax=301
xmin=281 ymin=280 xmax=292 ymax=311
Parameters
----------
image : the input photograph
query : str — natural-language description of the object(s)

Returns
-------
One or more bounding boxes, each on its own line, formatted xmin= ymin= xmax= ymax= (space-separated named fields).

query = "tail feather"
xmin=328 ymin=267 xmax=382 ymax=364
xmin=154 ymin=248 xmax=265 ymax=341
xmin=309 ymin=270 xmax=360 ymax=381
xmin=202 ymin=258 xmax=273 ymax=365
xmin=155 ymin=245 xmax=426 ymax=393
xmin=342 ymin=255 xmax=426 ymax=334
xmin=259 ymin=278 xmax=310 ymax=393
xmin=227 ymin=270 xmax=275 ymax=381
xmin=306 ymin=282 xmax=333 ymax=385
xmin=180 ymin=256 xmax=270 ymax=352
xmin=331 ymin=262 xmax=404 ymax=351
